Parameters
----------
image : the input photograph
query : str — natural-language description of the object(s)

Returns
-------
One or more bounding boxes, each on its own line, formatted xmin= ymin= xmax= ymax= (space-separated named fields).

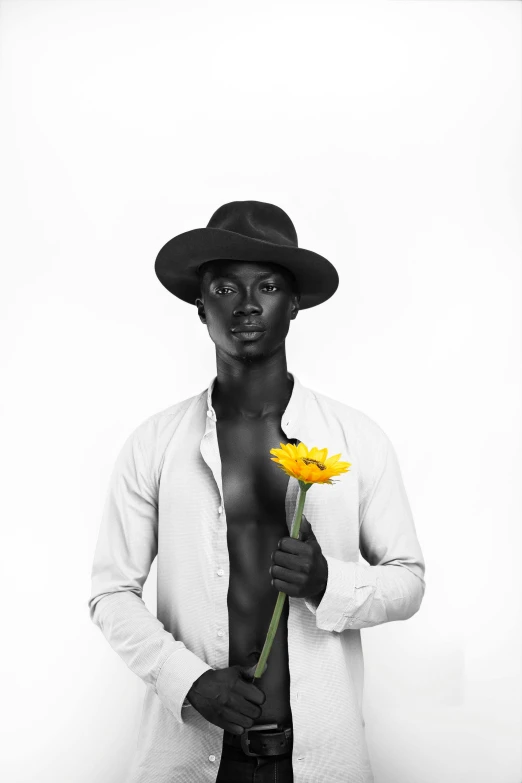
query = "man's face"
xmin=195 ymin=259 xmax=299 ymax=361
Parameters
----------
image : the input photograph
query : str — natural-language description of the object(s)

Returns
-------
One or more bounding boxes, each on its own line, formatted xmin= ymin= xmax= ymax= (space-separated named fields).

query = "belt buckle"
xmin=240 ymin=723 xmax=280 ymax=757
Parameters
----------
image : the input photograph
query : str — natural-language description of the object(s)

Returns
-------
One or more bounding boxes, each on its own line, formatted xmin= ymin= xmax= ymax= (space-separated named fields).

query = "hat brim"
xmin=154 ymin=228 xmax=339 ymax=310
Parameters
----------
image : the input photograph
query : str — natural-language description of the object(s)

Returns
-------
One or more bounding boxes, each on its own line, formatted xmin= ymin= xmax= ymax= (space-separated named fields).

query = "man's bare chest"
xmin=216 ymin=416 xmax=296 ymax=528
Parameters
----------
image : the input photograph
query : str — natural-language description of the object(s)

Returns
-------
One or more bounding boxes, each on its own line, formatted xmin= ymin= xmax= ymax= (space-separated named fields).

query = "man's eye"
xmin=215 ymin=285 xmax=278 ymax=294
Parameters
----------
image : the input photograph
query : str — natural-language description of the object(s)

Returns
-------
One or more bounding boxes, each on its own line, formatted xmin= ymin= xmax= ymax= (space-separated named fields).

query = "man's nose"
xmin=234 ymin=293 xmax=262 ymax=314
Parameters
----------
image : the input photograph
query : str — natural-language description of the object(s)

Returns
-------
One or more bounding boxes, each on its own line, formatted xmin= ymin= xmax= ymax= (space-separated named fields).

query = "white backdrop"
xmin=1 ymin=1 xmax=520 ymax=782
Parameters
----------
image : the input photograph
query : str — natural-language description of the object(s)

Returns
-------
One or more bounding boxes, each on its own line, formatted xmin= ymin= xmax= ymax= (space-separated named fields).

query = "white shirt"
xmin=88 ymin=372 xmax=426 ymax=783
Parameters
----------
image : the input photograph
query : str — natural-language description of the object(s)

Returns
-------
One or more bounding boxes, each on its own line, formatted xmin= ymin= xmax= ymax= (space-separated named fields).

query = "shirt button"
xmin=218 ymin=505 xmax=223 ymax=514
xmin=217 ymin=569 xmax=224 ymax=576
xmin=207 ymin=410 xmax=214 ymax=419
xmin=209 ymin=754 xmax=216 ymax=762
xmin=217 ymin=629 xmax=224 ymax=637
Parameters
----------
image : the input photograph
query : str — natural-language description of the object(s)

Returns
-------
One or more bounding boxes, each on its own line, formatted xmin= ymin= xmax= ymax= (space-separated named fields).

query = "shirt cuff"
xmin=155 ymin=647 xmax=214 ymax=724
xmin=304 ymin=554 xmax=376 ymax=632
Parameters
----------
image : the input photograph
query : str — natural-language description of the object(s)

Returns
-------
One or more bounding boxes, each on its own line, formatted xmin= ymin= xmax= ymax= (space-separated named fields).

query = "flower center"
xmin=300 ymin=457 xmax=326 ymax=471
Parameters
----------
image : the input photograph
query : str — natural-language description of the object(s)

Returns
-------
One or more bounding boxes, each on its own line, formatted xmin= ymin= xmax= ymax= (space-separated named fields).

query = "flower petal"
xmin=281 ymin=443 xmax=298 ymax=458
xmin=270 ymin=442 xmax=350 ymax=485
xmin=296 ymin=442 xmax=309 ymax=459
xmin=325 ymin=453 xmax=341 ymax=467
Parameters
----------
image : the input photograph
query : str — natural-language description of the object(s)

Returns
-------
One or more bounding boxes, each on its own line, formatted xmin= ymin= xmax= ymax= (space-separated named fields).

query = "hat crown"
xmin=206 ymin=200 xmax=298 ymax=248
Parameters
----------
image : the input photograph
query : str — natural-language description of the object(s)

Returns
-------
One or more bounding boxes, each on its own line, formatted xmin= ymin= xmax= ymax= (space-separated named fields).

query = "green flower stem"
xmin=253 ymin=481 xmax=310 ymax=680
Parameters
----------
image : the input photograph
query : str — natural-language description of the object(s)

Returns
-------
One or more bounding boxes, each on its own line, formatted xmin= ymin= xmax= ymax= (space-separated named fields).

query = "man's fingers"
xmin=273 ymin=550 xmax=309 ymax=573
xmin=230 ymin=693 xmax=263 ymax=720
xmin=272 ymin=578 xmax=300 ymax=596
xmin=279 ymin=537 xmax=308 ymax=555
xmin=220 ymin=705 xmax=254 ymax=732
xmin=272 ymin=564 xmax=306 ymax=584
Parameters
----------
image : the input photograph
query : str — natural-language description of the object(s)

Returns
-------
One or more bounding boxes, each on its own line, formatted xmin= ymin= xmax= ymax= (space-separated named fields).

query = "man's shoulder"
xmin=141 ymin=390 xmax=203 ymax=425
xmin=309 ymin=385 xmax=390 ymax=446
xmin=307 ymin=385 xmax=392 ymax=487
xmin=126 ymin=388 xmax=205 ymax=450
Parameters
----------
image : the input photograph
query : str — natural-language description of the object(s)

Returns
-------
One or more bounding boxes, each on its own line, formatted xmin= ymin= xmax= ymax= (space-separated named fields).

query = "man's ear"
xmin=290 ymin=295 xmax=300 ymax=320
xmin=195 ymin=298 xmax=206 ymax=323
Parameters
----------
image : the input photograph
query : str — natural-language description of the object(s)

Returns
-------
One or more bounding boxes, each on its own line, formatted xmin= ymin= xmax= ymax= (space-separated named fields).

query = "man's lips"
xmin=231 ymin=329 xmax=266 ymax=342
xmin=230 ymin=326 xmax=266 ymax=333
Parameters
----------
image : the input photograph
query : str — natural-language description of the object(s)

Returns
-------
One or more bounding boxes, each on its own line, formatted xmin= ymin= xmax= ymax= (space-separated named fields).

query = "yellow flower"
xmin=253 ymin=439 xmax=351 ymax=681
xmin=270 ymin=441 xmax=351 ymax=486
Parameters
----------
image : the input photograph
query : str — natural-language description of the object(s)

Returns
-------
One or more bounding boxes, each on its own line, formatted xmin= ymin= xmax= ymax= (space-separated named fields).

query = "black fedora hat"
xmin=154 ymin=200 xmax=339 ymax=309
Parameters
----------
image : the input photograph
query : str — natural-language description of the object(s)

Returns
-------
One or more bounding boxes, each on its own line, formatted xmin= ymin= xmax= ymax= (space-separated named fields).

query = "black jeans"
xmin=216 ymin=738 xmax=294 ymax=783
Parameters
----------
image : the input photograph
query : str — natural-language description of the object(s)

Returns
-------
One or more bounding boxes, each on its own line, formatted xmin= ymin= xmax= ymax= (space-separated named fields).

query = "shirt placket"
xmin=199 ymin=396 xmax=230 ymax=672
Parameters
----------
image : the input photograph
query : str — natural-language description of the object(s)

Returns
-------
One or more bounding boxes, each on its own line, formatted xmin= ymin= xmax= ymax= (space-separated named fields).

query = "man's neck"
xmin=211 ymin=354 xmax=293 ymax=421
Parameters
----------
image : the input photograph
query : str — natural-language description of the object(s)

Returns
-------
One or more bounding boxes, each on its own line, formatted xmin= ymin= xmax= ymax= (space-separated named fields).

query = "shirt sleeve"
xmin=304 ymin=432 xmax=426 ymax=633
xmin=88 ymin=425 xmax=213 ymax=724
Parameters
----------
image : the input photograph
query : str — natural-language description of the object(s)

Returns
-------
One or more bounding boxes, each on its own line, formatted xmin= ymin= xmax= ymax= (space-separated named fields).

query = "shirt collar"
xmin=205 ymin=371 xmax=304 ymax=434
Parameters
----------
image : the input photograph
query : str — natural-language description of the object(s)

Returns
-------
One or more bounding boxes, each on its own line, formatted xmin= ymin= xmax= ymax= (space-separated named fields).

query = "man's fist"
xmin=268 ymin=514 xmax=328 ymax=600
xmin=186 ymin=662 xmax=267 ymax=735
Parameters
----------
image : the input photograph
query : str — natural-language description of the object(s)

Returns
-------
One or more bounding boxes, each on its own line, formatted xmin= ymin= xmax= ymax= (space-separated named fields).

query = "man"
xmin=88 ymin=200 xmax=426 ymax=783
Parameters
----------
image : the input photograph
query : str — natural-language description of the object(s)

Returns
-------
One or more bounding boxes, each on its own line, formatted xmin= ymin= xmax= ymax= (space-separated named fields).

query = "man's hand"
xmin=269 ymin=514 xmax=328 ymax=601
xmin=187 ymin=662 xmax=267 ymax=735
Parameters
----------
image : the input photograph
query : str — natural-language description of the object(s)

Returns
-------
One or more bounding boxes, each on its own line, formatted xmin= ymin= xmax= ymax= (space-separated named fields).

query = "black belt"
xmin=223 ymin=723 xmax=293 ymax=757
